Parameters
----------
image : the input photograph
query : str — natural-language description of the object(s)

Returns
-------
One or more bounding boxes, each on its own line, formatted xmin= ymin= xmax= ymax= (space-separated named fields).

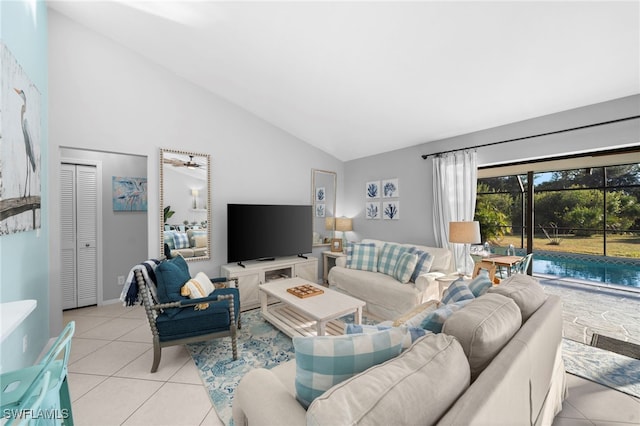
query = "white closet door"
xmin=60 ymin=164 xmax=98 ymax=309
xmin=60 ymin=164 xmax=77 ymax=310
xmin=76 ymin=165 xmax=98 ymax=307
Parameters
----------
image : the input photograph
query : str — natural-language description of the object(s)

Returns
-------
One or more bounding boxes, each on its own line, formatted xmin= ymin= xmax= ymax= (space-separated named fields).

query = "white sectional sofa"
xmin=328 ymin=239 xmax=454 ymax=320
xmin=233 ymin=275 xmax=567 ymax=426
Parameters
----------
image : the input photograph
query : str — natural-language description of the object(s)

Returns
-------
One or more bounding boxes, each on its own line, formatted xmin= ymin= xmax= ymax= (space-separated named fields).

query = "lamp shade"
xmin=325 ymin=217 xmax=335 ymax=230
xmin=335 ymin=217 xmax=353 ymax=232
xmin=191 ymin=189 xmax=199 ymax=197
xmin=449 ymin=221 xmax=481 ymax=244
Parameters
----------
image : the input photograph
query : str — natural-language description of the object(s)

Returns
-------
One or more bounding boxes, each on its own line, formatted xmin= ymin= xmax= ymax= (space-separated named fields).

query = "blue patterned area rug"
xmin=187 ymin=309 xmax=295 ymax=425
xmin=562 ymin=338 xmax=640 ymax=398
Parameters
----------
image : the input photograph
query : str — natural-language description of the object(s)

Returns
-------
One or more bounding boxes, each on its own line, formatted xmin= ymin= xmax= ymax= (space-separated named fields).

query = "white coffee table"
xmin=259 ymin=277 xmax=365 ymax=338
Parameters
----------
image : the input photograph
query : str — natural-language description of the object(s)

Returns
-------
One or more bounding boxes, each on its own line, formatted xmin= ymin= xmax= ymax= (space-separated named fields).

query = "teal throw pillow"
xmin=347 ymin=244 xmax=379 ymax=272
xmin=407 ymin=247 xmax=434 ymax=282
xmin=346 ymin=242 xmax=375 ymax=267
xmin=155 ymin=256 xmax=191 ymax=318
xmin=393 ymin=252 xmax=419 ymax=284
xmin=345 ymin=323 xmax=430 ymax=350
xmin=377 ymin=243 xmax=408 ymax=277
xmin=468 ymin=270 xmax=493 ymax=297
xmin=163 ymin=231 xmax=176 ymax=249
xmin=420 ymin=299 xmax=473 ymax=333
xmin=293 ymin=328 xmax=405 ymax=408
xmin=441 ymin=279 xmax=476 ymax=305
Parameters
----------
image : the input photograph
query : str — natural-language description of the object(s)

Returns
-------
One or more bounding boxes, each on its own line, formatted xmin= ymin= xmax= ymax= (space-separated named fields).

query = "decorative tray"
xmin=286 ymin=284 xmax=324 ymax=298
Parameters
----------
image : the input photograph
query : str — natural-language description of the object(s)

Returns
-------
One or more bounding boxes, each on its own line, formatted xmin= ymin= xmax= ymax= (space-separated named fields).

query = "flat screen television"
xmin=227 ymin=204 xmax=313 ymax=264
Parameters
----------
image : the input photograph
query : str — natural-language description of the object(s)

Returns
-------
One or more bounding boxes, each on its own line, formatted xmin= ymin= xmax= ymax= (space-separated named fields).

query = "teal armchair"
xmin=133 ymin=256 xmax=240 ymax=373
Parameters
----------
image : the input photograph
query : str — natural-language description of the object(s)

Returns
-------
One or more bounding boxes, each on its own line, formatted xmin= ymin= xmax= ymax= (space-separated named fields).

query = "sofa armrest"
xmin=336 ymin=256 xmax=347 ymax=268
xmin=415 ymin=272 xmax=445 ymax=301
xmin=233 ymin=368 xmax=307 ymax=426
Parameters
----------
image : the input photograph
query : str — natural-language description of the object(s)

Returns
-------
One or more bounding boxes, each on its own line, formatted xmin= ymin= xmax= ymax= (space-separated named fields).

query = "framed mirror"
xmin=311 ymin=169 xmax=337 ymax=246
xmin=160 ymin=149 xmax=211 ymax=261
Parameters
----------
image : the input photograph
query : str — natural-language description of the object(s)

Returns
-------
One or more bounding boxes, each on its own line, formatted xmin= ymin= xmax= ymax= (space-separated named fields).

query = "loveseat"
xmin=233 ymin=275 xmax=567 ymax=426
xmin=328 ymin=239 xmax=454 ymax=320
xmin=163 ymin=229 xmax=208 ymax=258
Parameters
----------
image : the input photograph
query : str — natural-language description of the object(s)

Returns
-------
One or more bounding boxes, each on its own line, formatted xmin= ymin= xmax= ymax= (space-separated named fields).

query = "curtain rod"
xmin=420 ymin=115 xmax=640 ymax=160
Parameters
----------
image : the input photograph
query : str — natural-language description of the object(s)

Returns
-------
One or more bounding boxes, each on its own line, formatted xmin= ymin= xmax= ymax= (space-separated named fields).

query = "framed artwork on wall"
xmin=112 ymin=176 xmax=148 ymax=211
xmin=383 ymin=201 xmax=400 ymax=220
xmin=382 ymin=178 xmax=399 ymax=198
xmin=365 ymin=202 xmax=381 ymax=219
xmin=366 ymin=181 xmax=380 ymax=199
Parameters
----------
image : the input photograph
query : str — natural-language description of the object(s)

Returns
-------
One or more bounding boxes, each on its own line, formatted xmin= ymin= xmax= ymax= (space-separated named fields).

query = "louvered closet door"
xmin=60 ymin=164 xmax=77 ymax=309
xmin=60 ymin=164 xmax=98 ymax=309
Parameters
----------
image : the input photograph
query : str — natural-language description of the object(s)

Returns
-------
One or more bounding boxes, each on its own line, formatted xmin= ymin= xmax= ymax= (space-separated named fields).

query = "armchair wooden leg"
xmin=151 ymin=339 xmax=161 ymax=373
xmin=231 ymin=326 xmax=238 ymax=361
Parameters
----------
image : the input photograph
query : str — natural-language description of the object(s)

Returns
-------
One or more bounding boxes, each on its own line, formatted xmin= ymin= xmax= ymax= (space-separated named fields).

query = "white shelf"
xmin=1 ymin=300 xmax=37 ymax=343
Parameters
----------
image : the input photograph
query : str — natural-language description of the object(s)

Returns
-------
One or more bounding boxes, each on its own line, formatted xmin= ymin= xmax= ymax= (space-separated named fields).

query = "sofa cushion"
xmin=345 ymin=242 xmax=375 ymax=268
xmin=441 ymin=279 xmax=476 ymax=304
xmin=393 ymin=252 xmax=419 ymax=284
xmin=420 ymin=299 xmax=472 ymax=333
xmin=468 ymin=270 xmax=493 ymax=297
xmin=155 ymin=256 xmax=191 ymax=318
xmin=293 ymin=328 xmax=405 ymax=408
xmin=173 ymin=232 xmax=190 ymax=249
xmin=442 ymin=293 xmax=522 ymax=380
xmin=407 ymin=246 xmax=434 ymax=281
xmin=306 ymin=334 xmax=470 ymax=426
xmin=188 ymin=229 xmax=207 ymax=247
xmin=347 ymin=244 xmax=379 ymax=272
xmin=488 ymin=274 xmax=547 ymax=322
xmin=378 ymin=243 xmax=408 ymax=276
xmin=344 ymin=323 xmax=429 ymax=349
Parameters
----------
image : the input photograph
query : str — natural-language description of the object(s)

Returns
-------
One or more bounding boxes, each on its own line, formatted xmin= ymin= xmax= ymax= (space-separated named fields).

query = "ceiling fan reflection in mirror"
xmin=163 ymin=155 xmax=202 ymax=169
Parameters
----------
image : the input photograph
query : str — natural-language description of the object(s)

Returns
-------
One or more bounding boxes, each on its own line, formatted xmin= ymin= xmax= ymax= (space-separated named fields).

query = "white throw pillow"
xmin=180 ymin=271 xmax=215 ymax=310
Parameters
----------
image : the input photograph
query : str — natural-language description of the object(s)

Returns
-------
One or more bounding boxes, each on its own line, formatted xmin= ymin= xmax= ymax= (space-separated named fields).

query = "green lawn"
xmin=496 ymin=234 xmax=640 ymax=259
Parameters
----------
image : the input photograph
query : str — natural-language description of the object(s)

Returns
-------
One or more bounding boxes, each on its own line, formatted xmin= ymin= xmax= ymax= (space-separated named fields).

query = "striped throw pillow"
xmin=393 ymin=252 xmax=419 ymax=283
xmin=348 ymin=244 xmax=379 ymax=272
xmin=377 ymin=243 xmax=408 ymax=277
xmin=345 ymin=242 xmax=375 ymax=267
xmin=442 ymin=279 xmax=476 ymax=305
xmin=420 ymin=299 xmax=472 ymax=333
xmin=468 ymin=270 xmax=493 ymax=297
xmin=407 ymin=247 xmax=435 ymax=282
xmin=173 ymin=232 xmax=190 ymax=249
xmin=293 ymin=328 xmax=405 ymax=408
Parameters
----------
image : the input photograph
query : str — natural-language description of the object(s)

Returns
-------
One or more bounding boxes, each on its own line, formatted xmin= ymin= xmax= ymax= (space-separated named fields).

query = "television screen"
xmin=227 ymin=204 xmax=313 ymax=263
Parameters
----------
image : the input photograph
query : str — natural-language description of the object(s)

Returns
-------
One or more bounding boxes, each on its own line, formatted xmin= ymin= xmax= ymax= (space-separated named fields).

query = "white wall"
xmin=48 ymin=10 xmax=343 ymax=331
xmin=344 ymin=95 xmax=640 ymax=246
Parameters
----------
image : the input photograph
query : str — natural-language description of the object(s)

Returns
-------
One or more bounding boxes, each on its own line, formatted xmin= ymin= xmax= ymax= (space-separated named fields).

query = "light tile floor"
xmin=62 ymin=279 xmax=640 ymax=426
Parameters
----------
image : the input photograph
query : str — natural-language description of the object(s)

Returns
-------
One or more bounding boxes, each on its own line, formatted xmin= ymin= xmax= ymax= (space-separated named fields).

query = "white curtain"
xmin=432 ymin=150 xmax=478 ymax=272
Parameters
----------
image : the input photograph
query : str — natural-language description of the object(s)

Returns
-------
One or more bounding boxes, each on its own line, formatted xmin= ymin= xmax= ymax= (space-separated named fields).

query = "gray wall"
xmin=48 ymin=11 xmax=343 ymax=325
xmin=344 ymin=95 xmax=640 ymax=246
xmin=60 ymin=148 xmax=148 ymax=302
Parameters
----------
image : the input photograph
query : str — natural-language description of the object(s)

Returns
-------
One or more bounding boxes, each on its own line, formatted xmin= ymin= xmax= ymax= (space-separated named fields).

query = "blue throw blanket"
xmin=120 ymin=259 xmax=161 ymax=306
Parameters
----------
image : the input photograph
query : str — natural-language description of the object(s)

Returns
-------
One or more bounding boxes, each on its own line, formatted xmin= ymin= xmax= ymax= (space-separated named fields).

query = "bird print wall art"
xmin=0 ymin=42 xmax=42 ymax=235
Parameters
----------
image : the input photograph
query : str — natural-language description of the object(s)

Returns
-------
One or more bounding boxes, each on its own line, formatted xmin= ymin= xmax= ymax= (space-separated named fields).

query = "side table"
xmin=323 ymin=251 xmax=347 ymax=284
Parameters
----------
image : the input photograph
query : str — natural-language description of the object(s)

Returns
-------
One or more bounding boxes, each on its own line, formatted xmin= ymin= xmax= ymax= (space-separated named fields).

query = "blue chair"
xmin=3 ymin=371 xmax=51 ymax=426
xmin=133 ymin=256 xmax=240 ymax=372
xmin=512 ymin=253 xmax=534 ymax=275
xmin=1 ymin=321 xmax=75 ymax=425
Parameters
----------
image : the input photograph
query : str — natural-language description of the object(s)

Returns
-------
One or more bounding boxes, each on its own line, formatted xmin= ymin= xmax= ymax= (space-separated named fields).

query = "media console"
xmin=221 ymin=256 xmax=319 ymax=311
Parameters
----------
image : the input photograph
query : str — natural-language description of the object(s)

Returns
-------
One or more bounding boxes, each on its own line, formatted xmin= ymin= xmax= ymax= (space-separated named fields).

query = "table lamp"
xmin=335 ymin=217 xmax=353 ymax=249
xmin=449 ymin=221 xmax=481 ymax=275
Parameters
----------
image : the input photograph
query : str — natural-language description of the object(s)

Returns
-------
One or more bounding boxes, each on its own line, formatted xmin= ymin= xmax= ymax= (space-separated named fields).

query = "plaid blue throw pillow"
xmin=468 ymin=270 xmax=493 ymax=297
xmin=393 ymin=252 xmax=419 ymax=283
xmin=441 ymin=279 xmax=476 ymax=305
xmin=293 ymin=328 xmax=405 ymax=408
xmin=346 ymin=242 xmax=375 ymax=268
xmin=377 ymin=243 xmax=408 ymax=277
xmin=345 ymin=323 xmax=430 ymax=349
xmin=407 ymin=247 xmax=435 ymax=282
xmin=348 ymin=244 xmax=379 ymax=272
xmin=173 ymin=232 xmax=190 ymax=249
xmin=420 ymin=299 xmax=472 ymax=333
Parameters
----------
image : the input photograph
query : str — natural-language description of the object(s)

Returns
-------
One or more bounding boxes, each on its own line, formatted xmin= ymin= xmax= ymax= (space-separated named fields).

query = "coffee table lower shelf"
xmin=262 ymin=303 xmax=346 ymax=338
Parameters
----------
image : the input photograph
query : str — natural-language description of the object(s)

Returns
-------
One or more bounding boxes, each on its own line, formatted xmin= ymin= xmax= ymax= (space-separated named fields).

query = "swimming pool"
xmin=531 ymin=251 xmax=640 ymax=289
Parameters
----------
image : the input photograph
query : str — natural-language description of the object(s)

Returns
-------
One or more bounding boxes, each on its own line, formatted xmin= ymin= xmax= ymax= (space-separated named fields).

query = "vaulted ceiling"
xmin=48 ymin=1 xmax=640 ymax=161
